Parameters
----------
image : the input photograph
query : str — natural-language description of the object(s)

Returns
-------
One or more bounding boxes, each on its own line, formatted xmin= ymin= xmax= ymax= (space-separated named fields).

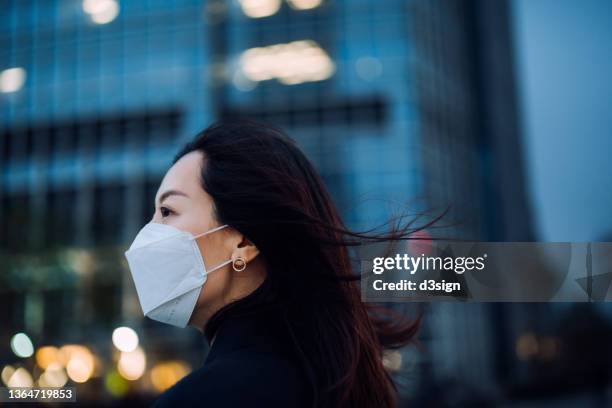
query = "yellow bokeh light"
xmin=150 ymin=361 xmax=191 ymax=392
xmin=36 ymin=346 xmax=60 ymax=370
xmin=1 ymin=365 xmax=15 ymax=386
xmin=516 ymin=333 xmax=539 ymax=361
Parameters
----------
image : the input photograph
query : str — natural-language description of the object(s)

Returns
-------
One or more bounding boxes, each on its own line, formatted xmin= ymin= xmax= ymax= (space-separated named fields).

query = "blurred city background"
xmin=1 ymin=0 xmax=611 ymax=406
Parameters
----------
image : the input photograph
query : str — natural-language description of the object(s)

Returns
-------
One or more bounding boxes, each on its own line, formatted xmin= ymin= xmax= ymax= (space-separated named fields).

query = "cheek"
xmin=197 ymin=229 xmax=231 ymax=269
xmin=197 ymin=268 xmax=231 ymax=306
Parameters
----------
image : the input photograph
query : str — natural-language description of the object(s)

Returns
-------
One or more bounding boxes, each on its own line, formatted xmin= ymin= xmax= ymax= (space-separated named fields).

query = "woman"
xmin=124 ymin=120 xmax=441 ymax=407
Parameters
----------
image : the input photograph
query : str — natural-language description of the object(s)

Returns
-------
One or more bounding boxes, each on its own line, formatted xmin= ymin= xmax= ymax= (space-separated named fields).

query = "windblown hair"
xmin=173 ymin=119 xmax=445 ymax=408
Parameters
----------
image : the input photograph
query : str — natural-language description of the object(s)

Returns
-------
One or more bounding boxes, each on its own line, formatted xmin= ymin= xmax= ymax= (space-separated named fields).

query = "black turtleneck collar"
xmin=203 ymin=301 xmax=288 ymax=365
xmin=152 ymin=280 xmax=315 ymax=408
xmin=201 ymin=274 xmax=287 ymax=364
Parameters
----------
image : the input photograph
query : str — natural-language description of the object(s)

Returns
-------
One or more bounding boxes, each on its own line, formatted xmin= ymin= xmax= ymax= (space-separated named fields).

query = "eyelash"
xmin=160 ymin=206 xmax=175 ymax=218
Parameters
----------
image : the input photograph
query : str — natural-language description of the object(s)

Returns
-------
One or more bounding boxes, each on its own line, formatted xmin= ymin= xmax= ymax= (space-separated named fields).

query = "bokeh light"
xmin=6 ymin=367 xmax=34 ymax=388
xmin=117 ymin=346 xmax=146 ymax=381
xmin=61 ymin=345 xmax=95 ymax=383
xmin=239 ymin=0 xmax=282 ymax=18
xmin=35 ymin=346 xmax=61 ymax=370
xmin=286 ymin=0 xmax=323 ymax=10
xmin=10 ymin=333 xmax=34 ymax=358
xmin=516 ymin=333 xmax=539 ymax=361
xmin=150 ymin=361 xmax=191 ymax=392
xmin=38 ymin=362 xmax=68 ymax=388
xmin=112 ymin=327 xmax=139 ymax=353
xmin=1 ymin=365 xmax=15 ymax=386
xmin=0 ymin=67 xmax=26 ymax=93
xmin=240 ymin=40 xmax=335 ymax=85
xmin=382 ymin=350 xmax=403 ymax=372
xmin=104 ymin=370 xmax=129 ymax=397
xmin=82 ymin=0 xmax=119 ymax=24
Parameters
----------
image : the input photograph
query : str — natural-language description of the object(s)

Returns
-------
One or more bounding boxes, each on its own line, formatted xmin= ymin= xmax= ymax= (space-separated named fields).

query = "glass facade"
xmin=214 ymin=0 xmax=424 ymax=233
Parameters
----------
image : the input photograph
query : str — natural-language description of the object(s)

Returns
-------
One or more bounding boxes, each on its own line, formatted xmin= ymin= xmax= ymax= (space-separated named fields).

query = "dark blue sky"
xmin=513 ymin=0 xmax=612 ymax=241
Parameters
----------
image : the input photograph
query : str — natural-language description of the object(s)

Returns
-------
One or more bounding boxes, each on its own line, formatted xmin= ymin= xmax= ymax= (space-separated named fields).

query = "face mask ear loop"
xmin=205 ymin=259 xmax=232 ymax=275
xmin=192 ymin=224 xmax=228 ymax=240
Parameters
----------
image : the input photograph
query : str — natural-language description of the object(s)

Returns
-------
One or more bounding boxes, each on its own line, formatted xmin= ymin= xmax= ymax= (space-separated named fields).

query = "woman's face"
xmin=150 ymin=151 xmax=262 ymax=329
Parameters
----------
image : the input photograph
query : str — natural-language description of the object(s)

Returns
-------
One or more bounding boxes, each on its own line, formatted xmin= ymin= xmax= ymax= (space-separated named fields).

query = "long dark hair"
xmin=173 ymin=119 xmax=446 ymax=408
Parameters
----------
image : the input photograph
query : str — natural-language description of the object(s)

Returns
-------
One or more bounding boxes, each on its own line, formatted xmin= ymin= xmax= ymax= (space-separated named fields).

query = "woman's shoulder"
xmin=152 ymin=345 xmax=312 ymax=407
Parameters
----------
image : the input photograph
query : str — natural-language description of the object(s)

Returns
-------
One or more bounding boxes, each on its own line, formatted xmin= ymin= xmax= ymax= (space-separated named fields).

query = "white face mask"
xmin=124 ymin=222 xmax=230 ymax=328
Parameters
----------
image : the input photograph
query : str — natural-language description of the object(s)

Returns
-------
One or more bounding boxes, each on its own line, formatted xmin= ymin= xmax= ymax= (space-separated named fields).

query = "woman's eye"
xmin=160 ymin=207 xmax=174 ymax=217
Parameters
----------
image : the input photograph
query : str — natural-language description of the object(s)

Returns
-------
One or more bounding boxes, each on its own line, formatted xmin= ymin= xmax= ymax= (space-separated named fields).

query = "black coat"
xmin=151 ymin=304 xmax=314 ymax=407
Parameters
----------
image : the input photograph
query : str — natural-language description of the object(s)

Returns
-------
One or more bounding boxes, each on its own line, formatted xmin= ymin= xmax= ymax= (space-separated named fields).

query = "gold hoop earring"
xmin=232 ymin=257 xmax=247 ymax=272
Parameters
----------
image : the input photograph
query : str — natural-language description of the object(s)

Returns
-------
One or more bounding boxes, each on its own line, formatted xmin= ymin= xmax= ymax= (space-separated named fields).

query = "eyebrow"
xmin=157 ymin=189 xmax=189 ymax=205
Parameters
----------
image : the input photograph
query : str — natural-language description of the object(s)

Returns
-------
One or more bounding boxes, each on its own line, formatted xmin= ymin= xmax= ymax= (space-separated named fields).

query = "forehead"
xmin=156 ymin=151 xmax=205 ymax=202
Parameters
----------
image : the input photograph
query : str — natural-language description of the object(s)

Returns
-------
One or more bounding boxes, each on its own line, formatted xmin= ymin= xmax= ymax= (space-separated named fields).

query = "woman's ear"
xmin=231 ymin=235 xmax=260 ymax=266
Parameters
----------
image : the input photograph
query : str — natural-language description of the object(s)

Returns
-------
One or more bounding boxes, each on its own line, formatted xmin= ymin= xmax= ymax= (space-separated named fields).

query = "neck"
xmin=188 ymin=258 xmax=267 ymax=333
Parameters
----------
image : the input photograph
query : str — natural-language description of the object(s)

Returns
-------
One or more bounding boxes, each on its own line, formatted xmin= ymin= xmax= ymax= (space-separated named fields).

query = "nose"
xmin=150 ymin=210 xmax=160 ymax=224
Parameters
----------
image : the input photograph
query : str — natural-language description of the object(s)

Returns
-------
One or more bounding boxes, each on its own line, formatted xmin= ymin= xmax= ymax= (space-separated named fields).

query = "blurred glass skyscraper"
xmin=0 ymin=0 xmax=532 ymax=258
